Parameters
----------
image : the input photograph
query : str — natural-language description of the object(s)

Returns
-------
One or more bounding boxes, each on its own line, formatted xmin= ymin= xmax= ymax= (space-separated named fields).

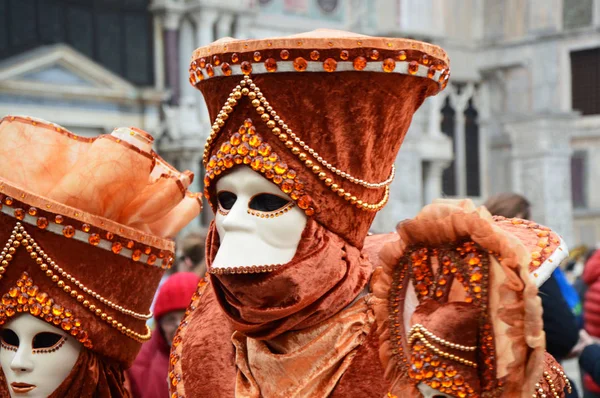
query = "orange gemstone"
xmin=206 ymin=64 xmax=214 ymax=77
xmin=4 ymin=196 xmax=13 ymax=205
xmin=427 ymin=66 xmax=435 ymax=78
xmin=231 ymin=53 xmax=239 ymax=63
xmin=273 ymin=175 xmax=283 ymax=184
xmin=408 ymin=61 xmax=419 ymax=75
xmin=353 ymin=56 xmax=367 ymax=71
xmin=323 ymin=58 xmax=337 ymax=72
xmin=28 ymin=207 xmax=37 ymax=216
xmin=422 ymin=54 xmax=430 ymax=65
xmin=112 ymin=242 xmax=123 ymax=254
xmin=132 ymin=250 xmax=142 ymax=261
xmin=241 ymin=61 xmax=252 ymax=75
xmin=274 ymin=162 xmax=288 ymax=175
xmin=88 ymin=233 xmax=101 ymax=246
xmin=281 ymin=179 xmax=294 ymax=194
xmin=280 ymin=49 xmax=290 ymax=60
xmin=445 ymin=366 xmax=457 ymax=377
xmin=147 ymin=254 xmax=157 ymax=265
xmin=199 ymin=58 xmax=206 ymax=68
xmin=212 ymin=55 xmax=221 ymax=66
xmin=264 ymin=58 xmax=277 ymax=72
xmin=61 ymin=318 xmax=73 ymax=331
xmin=293 ymin=57 xmax=308 ymax=72
xmin=52 ymin=304 xmax=64 ymax=316
xmin=14 ymin=208 xmax=25 ymax=220
xmin=248 ymin=135 xmax=261 ymax=147
xmin=298 ymin=195 xmax=311 ymax=209
xmin=230 ymin=133 xmax=242 ymax=145
xmin=35 ymin=292 xmax=48 ymax=304
xmin=221 ymin=62 xmax=232 ymax=76
xmin=105 ymin=232 xmax=114 ymax=241
xmin=237 ymin=143 xmax=250 ymax=156
xmin=30 ymin=303 xmax=42 ymax=316
xmin=257 ymin=143 xmax=272 ymax=157
xmin=224 ymin=155 xmax=234 ymax=168
xmin=370 ymin=49 xmax=380 ymax=60
xmin=63 ymin=226 xmax=75 ymax=238
xmin=234 ymin=155 xmax=243 ymax=165
xmin=126 ymin=240 xmax=135 ymax=249
xmin=250 ymin=157 xmax=263 ymax=171
xmin=82 ymin=224 xmax=91 ymax=232
xmin=253 ymin=51 xmax=261 ymax=62
xmin=383 ymin=58 xmax=396 ymax=72
xmin=340 ymin=50 xmax=349 ymax=60
xmin=305 ymin=207 xmax=315 ymax=216
xmin=398 ymin=50 xmax=407 ymax=61
xmin=310 ymin=50 xmax=320 ymax=61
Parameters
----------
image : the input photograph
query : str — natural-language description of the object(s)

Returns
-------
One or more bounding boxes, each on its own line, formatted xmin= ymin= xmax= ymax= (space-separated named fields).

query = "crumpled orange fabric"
xmin=0 ymin=116 xmax=200 ymax=238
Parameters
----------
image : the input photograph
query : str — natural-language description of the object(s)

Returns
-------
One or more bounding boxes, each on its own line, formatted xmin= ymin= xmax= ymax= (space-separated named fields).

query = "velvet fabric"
xmin=199 ymin=72 xmax=438 ymax=249
xmin=0 ymin=349 xmax=129 ymax=398
xmin=207 ymin=219 xmax=371 ymax=339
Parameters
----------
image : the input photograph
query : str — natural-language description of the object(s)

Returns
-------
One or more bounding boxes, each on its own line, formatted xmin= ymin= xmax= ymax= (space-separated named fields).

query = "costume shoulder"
xmin=369 ymin=199 xmax=571 ymax=398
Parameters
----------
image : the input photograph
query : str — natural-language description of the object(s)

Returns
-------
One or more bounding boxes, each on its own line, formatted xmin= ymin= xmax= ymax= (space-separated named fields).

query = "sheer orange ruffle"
xmin=0 ymin=116 xmax=201 ymax=239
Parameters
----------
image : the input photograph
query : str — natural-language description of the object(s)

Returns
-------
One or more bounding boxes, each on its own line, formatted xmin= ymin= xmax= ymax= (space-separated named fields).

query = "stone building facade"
xmin=1 ymin=0 xmax=599 ymax=246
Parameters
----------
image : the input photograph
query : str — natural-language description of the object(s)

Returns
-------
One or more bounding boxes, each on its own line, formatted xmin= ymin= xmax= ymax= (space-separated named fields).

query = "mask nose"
xmin=221 ymin=197 xmax=254 ymax=233
xmin=10 ymin=345 xmax=34 ymax=373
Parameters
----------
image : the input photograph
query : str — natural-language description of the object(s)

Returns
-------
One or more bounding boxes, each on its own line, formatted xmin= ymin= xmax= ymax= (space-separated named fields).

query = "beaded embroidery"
xmin=0 ymin=272 xmax=92 ymax=349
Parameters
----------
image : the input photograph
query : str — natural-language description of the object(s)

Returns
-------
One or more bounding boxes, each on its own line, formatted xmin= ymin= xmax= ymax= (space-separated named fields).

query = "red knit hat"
xmin=153 ymin=273 xmax=201 ymax=320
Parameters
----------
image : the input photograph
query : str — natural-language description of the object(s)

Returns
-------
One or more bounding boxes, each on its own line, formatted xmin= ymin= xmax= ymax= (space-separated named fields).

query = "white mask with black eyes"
xmin=212 ymin=167 xmax=308 ymax=269
xmin=0 ymin=314 xmax=81 ymax=398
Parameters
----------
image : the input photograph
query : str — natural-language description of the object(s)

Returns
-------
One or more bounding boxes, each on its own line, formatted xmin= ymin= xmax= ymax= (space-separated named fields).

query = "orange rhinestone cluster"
xmin=189 ymin=47 xmax=450 ymax=89
xmin=208 ymin=264 xmax=282 ymax=275
xmin=169 ymin=278 xmax=209 ymax=398
xmin=0 ymin=194 xmax=174 ymax=269
xmin=0 ymin=272 xmax=92 ymax=349
xmin=204 ymin=119 xmax=316 ymax=216
xmin=389 ymin=242 xmax=502 ymax=396
xmin=202 ymin=76 xmax=390 ymax=212
xmin=493 ymin=216 xmax=561 ymax=274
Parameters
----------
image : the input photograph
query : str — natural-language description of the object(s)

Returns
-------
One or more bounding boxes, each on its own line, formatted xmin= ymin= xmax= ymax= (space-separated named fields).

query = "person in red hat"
xmin=127 ymin=272 xmax=200 ymax=398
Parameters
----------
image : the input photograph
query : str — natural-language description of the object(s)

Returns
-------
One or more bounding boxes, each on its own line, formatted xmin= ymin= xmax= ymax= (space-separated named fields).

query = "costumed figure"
xmin=0 ymin=116 xmax=201 ymax=397
xmin=169 ymin=30 xmax=571 ymax=397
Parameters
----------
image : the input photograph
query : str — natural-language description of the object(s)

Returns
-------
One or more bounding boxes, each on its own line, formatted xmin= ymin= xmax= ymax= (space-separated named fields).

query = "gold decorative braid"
xmin=533 ymin=365 xmax=572 ymax=398
xmin=203 ymin=75 xmax=391 ymax=212
xmin=408 ymin=330 xmax=478 ymax=368
xmin=410 ymin=324 xmax=477 ymax=352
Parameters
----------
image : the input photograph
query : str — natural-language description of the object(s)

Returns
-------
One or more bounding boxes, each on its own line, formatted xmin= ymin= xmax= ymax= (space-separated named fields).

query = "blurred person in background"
xmin=128 ymin=272 xmax=200 ymax=398
xmin=176 ymin=229 xmax=208 ymax=277
xmin=581 ymin=249 xmax=600 ymax=396
xmin=484 ymin=193 xmax=580 ymax=397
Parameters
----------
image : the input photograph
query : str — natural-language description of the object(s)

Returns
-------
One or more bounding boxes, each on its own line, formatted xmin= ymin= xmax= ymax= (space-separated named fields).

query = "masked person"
xmin=0 ymin=116 xmax=201 ymax=397
xmin=169 ymin=30 xmax=571 ymax=397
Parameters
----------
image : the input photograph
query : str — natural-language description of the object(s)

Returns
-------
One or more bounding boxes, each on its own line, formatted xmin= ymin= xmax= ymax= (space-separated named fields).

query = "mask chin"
xmin=0 ymin=314 xmax=82 ymax=398
xmin=211 ymin=167 xmax=307 ymax=269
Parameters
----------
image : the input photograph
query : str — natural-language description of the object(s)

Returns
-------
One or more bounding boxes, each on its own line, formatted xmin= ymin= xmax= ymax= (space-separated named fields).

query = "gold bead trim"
xmin=0 ymin=192 xmax=175 ymax=268
xmin=534 ymin=366 xmax=572 ymax=397
xmin=408 ymin=331 xmax=478 ymax=368
xmin=19 ymin=228 xmax=153 ymax=321
xmin=0 ymin=271 xmax=92 ymax=349
xmin=208 ymin=264 xmax=283 ymax=275
xmin=203 ymin=75 xmax=390 ymax=212
xmin=0 ymin=223 xmax=151 ymax=342
xmin=247 ymin=202 xmax=295 ymax=218
xmin=410 ymin=324 xmax=477 ymax=352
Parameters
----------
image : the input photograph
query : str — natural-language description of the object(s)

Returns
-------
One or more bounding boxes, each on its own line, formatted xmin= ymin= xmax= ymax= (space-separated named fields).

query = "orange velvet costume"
xmin=169 ymin=30 xmax=570 ymax=397
xmin=0 ymin=116 xmax=201 ymax=397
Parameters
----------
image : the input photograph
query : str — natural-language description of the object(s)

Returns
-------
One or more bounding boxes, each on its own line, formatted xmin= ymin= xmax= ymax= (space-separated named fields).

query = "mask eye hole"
xmin=32 ymin=332 xmax=63 ymax=350
xmin=217 ymin=191 xmax=237 ymax=213
xmin=249 ymin=193 xmax=291 ymax=212
xmin=1 ymin=329 xmax=18 ymax=350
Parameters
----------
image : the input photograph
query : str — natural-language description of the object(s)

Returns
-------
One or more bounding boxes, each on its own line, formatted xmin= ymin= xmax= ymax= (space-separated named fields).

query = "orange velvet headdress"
xmin=0 ymin=115 xmax=201 ymax=366
xmin=191 ymin=29 xmax=449 ymax=248
xmin=372 ymin=199 xmax=571 ymax=397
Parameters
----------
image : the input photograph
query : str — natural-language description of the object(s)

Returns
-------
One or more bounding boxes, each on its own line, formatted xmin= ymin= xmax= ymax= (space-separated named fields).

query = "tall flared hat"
xmin=190 ymin=29 xmax=450 ymax=248
xmin=0 ymin=115 xmax=201 ymax=366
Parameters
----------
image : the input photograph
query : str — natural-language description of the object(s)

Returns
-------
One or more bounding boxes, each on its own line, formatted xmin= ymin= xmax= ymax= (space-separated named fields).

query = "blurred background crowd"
xmin=1 ymin=0 xmax=600 ymax=396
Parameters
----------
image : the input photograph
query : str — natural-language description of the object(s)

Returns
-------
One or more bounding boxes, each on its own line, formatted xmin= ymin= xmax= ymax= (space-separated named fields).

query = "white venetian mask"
xmin=212 ymin=167 xmax=307 ymax=269
xmin=0 ymin=314 xmax=81 ymax=397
